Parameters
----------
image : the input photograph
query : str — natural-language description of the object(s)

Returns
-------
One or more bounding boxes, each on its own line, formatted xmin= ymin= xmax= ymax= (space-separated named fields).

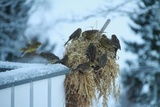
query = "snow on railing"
xmin=0 ymin=61 xmax=69 ymax=107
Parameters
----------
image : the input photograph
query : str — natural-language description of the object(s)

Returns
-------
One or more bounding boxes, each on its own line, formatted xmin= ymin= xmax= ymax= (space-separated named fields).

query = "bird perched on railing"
xmin=20 ymin=42 xmax=42 ymax=57
xmin=40 ymin=52 xmax=60 ymax=64
xmin=56 ymin=55 xmax=69 ymax=66
xmin=86 ymin=43 xmax=96 ymax=63
xmin=82 ymin=29 xmax=99 ymax=40
xmin=64 ymin=28 xmax=82 ymax=46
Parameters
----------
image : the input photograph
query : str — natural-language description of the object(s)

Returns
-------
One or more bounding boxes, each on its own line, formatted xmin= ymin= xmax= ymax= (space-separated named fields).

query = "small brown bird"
xmin=98 ymin=52 xmax=107 ymax=68
xmin=73 ymin=62 xmax=90 ymax=73
xmin=20 ymin=42 xmax=42 ymax=57
xmin=94 ymin=52 xmax=107 ymax=71
xmin=94 ymin=65 xmax=101 ymax=71
xmin=111 ymin=34 xmax=121 ymax=58
xmin=111 ymin=34 xmax=121 ymax=50
xmin=98 ymin=34 xmax=113 ymax=48
xmin=40 ymin=52 xmax=60 ymax=64
xmin=101 ymin=34 xmax=108 ymax=39
xmin=64 ymin=28 xmax=82 ymax=46
xmin=86 ymin=43 xmax=96 ymax=62
xmin=57 ymin=55 xmax=69 ymax=66
xmin=82 ymin=29 xmax=99 ymax=40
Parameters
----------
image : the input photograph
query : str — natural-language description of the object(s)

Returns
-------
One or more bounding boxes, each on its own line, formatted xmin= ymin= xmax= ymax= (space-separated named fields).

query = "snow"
xmin=0 ymin=61 xmax=49 ymax=69
xmin=0 ymin=61 xmax=69 ymax=85
xmin=141 ymin=83 xmax=149 ymax=94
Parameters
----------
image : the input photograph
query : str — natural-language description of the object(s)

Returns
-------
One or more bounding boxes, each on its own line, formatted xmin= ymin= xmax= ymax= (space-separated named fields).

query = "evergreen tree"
xmin=120 ymin=0 xmax=160 ymax=106
xmin=124 ymin=0 xmax=160 ymax=67
xmin=0 ymin=0 xmax=32 ymax=61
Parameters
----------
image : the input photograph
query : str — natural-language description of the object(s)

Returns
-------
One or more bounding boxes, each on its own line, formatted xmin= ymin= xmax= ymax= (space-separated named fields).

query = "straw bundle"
xmin=64 ymin=28 xmax=120 ymax=107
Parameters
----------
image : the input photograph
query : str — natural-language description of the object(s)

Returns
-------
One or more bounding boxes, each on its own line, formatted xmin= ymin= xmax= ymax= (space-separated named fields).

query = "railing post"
xmin=30 ymin=82 xmax=33 ymax=107
xmin=11 ymin=86 xmax=15 ymax=107
xmin=48 ymin=78 xmax=51 ymax=107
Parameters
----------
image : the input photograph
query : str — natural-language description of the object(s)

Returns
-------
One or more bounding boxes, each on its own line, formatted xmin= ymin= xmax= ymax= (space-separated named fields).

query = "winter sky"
xmin=27 ymin=0 xmax=139 ymax=70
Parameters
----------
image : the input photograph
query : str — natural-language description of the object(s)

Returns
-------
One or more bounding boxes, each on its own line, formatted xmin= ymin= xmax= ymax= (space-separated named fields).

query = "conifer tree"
xmin=124 ymin=0 xmax=160 ymax=67
xmin=121 ymin=1 xmax=160 ymax=106
xmin=0 ymin=0 xmax=32 ymax=61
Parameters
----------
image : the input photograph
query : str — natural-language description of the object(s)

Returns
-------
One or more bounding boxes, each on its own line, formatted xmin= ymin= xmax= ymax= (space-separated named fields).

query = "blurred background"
xmin=0 ymin=0 xmax=160 ymax=106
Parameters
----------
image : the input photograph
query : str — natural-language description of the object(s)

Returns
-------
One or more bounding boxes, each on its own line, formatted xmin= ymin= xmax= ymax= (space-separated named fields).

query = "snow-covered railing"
xmin=0 ymin=61 xmax=69 ymax=107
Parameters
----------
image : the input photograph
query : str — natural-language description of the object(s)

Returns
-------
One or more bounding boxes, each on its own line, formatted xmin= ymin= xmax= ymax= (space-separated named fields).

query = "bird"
xmin=111 ymin=34 xmax=121 ymax=58
xmin=82 ymin=29 xmax=99 ymax=40
xmin=94 ymin=65 xmax=101 ymax=71
xmin=20 ymin=42 xmax=42 ymax=57
xmin=86 ymin=43 xmax=96 ymax=62
xmin=64 ymin=28 xmax=82 ymax=46
xmin=111 ymin=34 xmax=121 ymax=50
xmin=73 ymin=62 xmax=90 ymax=73
xmin=98 ymin=52 xmax=107 ymax=68
xmin=98 ymin=34 xmax=113 ymax=49
xmin=94 ymin=52 xmax=107 ymax=71
xmin=101 ymin=34 xmax=108 ymax=39
xmin=56 ymin=55 xmax=69 ymax=66
xmin=40 ymin=52 xmax=60 ymax=64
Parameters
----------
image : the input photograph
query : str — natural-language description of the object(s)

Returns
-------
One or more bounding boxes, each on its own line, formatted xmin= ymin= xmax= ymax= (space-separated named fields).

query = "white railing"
xmin=0 ymin=61 xmax=69 ymax=107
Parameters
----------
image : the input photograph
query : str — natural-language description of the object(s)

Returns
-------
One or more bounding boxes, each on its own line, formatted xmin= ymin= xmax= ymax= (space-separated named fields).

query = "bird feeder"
xmin=64 ymin=19 xmax=120 ymax=107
